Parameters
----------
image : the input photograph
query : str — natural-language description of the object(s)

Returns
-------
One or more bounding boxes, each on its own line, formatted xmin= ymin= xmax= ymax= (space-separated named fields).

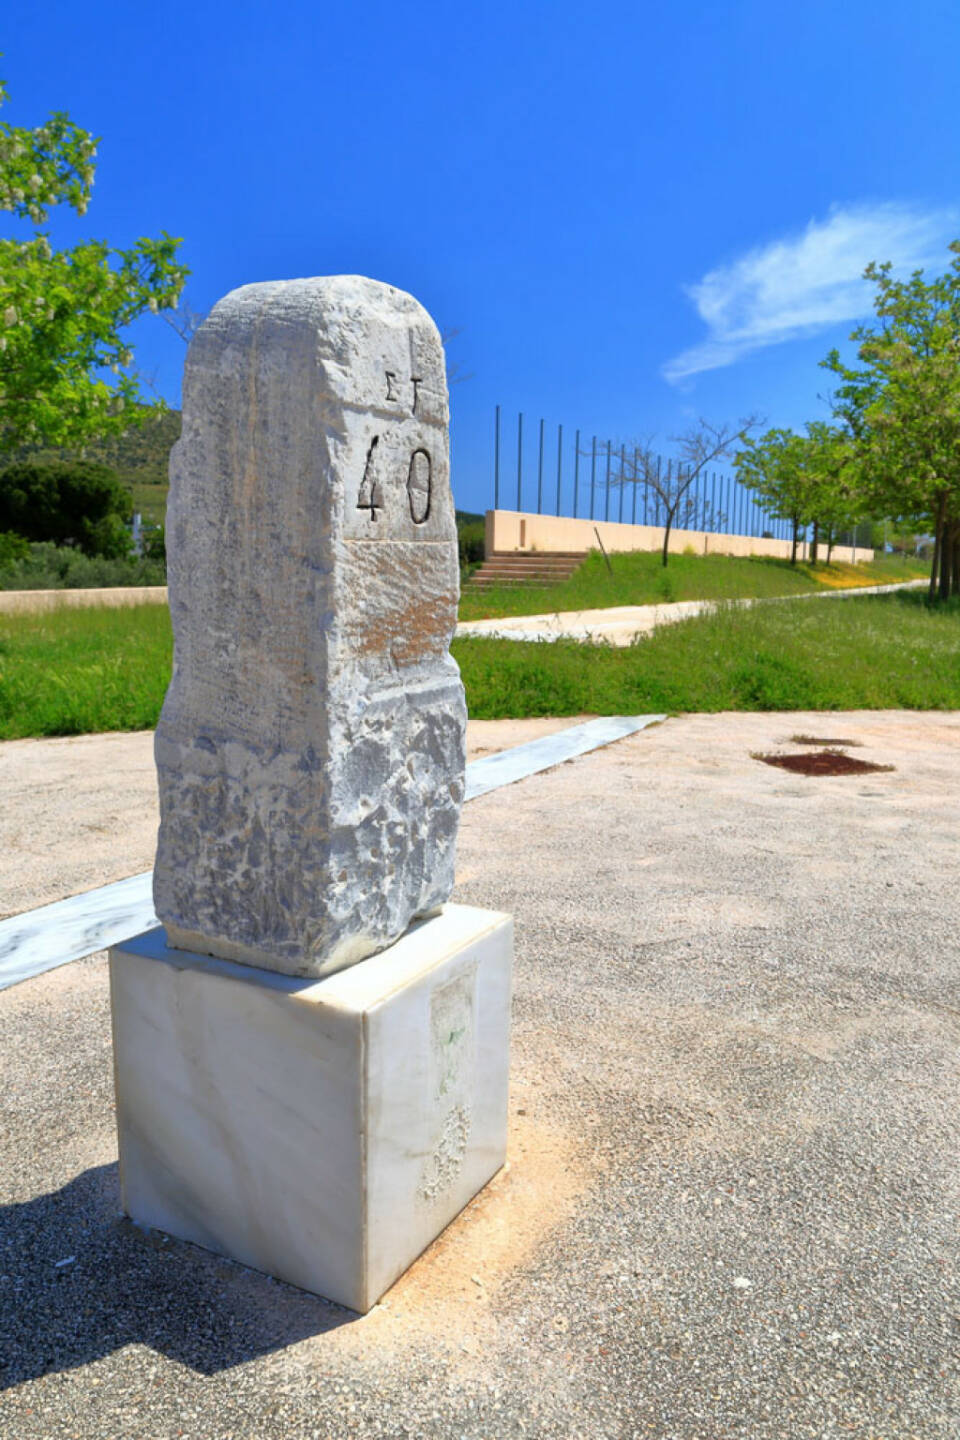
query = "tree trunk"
xmin=929 ymin=494 xmax=946 ymax=601
xmin=938 ymin=514 xmax=953 ymax=602
xmin=826 ymin=525 xmax=835 ymax=564
xmin=942 ymin=519 xmax=958 ymax=602
xmin=790 ymin=517 xmax=799 ymax=564
xmin=811 ymin=520 xmax=819 ymax=565
xmin=661 ymin=514 xmax=673 ymax=567
xmin=952 ymin=525 xmax=960 ymax=600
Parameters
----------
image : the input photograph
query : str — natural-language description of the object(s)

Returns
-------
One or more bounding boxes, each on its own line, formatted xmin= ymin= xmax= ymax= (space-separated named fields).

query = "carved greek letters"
xmin=407 ymin=449 xmax=432 ymax=524
xmin=386 ymin=370 xmax=423 ymax=414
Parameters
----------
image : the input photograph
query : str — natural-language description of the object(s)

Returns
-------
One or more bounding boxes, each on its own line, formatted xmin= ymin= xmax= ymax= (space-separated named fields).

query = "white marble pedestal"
xmin=109 ymin=904 xmax=512 ymax=1313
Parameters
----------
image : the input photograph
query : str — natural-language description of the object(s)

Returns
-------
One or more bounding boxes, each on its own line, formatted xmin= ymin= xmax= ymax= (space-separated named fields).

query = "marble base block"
xmin=109 ymin=904 xmax=512 ymax=1313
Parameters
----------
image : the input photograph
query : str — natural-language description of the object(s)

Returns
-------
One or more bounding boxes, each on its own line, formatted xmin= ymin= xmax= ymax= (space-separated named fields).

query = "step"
xmin=472 ymin=571 xmax=580 ymax=582
xmin=472 ymin=567 xmax=578 ymax=578
xmin=488 ymin=551 xmax=587 ymax=560
xmin=478 ymin=560 xmax=584 ymax=573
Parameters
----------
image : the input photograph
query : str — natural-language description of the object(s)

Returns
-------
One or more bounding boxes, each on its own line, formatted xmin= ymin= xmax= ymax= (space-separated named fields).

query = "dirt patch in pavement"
xmin=754 ymin=749 xmax=895 ymax=777
xmin=790 ymin=733 xmax=862 ymax=747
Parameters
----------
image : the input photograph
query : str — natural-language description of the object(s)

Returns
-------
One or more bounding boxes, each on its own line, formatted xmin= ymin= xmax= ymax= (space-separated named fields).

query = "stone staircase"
xmin=468 ymin=550 xmax=587 ymax=588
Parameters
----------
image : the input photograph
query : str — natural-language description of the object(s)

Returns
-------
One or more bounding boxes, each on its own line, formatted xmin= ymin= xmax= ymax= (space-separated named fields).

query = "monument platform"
xmin=109 ymin=904 xmax=512 ymax=1313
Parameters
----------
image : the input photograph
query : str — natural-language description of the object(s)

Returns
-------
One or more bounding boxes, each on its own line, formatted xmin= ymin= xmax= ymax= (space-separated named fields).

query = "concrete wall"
xmin=485 ymin=511 xmax=873 ymax=566
xmin=0 ymin=585 xmax=169 ymax=616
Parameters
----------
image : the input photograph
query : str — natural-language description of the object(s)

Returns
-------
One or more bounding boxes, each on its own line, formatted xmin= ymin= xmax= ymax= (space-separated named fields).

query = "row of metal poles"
xmin=493 ymin=406 xmax=797 ymax=542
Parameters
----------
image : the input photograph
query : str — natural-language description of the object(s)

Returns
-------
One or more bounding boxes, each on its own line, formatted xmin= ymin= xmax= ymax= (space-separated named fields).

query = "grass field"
xmin=1 ymin=589 xmax=957 ymax=740
xmin=454 ymin=591 xmax=960 ymax=717
xmin=458 ymin=549 xmax=929 ymax=620
xmin=0 ymin=605 xmax=173 ymax=739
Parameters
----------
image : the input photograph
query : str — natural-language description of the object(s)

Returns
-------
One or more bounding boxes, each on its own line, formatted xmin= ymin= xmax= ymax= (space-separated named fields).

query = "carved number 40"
xmin=357 ymin=437 xmax=381 ymax=521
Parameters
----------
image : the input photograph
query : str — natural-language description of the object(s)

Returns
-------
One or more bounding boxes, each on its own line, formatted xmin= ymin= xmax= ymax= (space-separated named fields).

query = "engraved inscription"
xmin=357 ymin=436 xmax=381 ymax=521
xmin=418 ymin=968 xmax=476 ymax=1203
xmin=386 ymin=369 xmax=424 ymax=414
xmin=407 ymin=449 xmax=432 ymax=524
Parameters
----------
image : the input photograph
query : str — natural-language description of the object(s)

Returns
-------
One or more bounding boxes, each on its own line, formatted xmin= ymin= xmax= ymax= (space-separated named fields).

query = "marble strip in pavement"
xmin=0 ymin=713 xmax=665 ymax=993
xmin=464 ymin=713 xmax=664 ymax=800
xmin=455 ymin=578 xmax=928 ymax=647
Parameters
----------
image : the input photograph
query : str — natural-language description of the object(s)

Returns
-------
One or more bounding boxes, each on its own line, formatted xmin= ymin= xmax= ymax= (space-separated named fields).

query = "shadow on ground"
xmin=0 ymin=1163 xmax=352 ymax=1387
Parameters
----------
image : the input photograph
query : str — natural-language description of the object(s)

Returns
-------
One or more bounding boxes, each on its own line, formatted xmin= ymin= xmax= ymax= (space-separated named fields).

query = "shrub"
xmin=0 ymin=531 xmax=28 ymax=565
xmin=0 ymin=460 xmax=132 ymax=556
xmin=457 ymin=515 xmax=485 ymax=567
xmin=0 ymin=540 xmax=166 ymax=590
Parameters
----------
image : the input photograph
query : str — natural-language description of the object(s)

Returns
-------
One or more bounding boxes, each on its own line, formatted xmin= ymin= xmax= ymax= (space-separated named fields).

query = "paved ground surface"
xmin=455 ymin=579 xmax=928 ymax=646
xmin=0 ymin=717 xmax=585 ymax=919
xmin=1 ymin=710 xmax=958 ymax=1438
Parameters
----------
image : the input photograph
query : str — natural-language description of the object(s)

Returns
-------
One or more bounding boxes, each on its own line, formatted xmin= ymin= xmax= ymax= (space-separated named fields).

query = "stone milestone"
xmin=153 ymin=276 xmax=467 ymax=978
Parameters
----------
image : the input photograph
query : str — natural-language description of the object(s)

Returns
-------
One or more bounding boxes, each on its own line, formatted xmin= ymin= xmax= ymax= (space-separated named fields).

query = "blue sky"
xmin=4 ymin=1 xmax=960 ymax=514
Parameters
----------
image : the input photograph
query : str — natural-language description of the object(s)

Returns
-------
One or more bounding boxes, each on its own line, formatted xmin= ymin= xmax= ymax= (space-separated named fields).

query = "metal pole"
xmin=494 ymin=405 xmax=501 ymax=509
xmin=631 ymin=448 xmax=638 ymax=524
xmin=590 ymin=436 xmax=597 ymax=520
xmin=555 ymin=424 xmax=563 ymax=516
xmin=604 ymin=440 xmax=611 ymax=523
xmin=516 ymin=412 xmax=523 ymax=512
xmin=573 ymin=429 xmax=580 ymax=518
xmin=536 ymin=418 xmax=544 ymax=515
xmin=618 ymin=446 xmax=625 ymax=523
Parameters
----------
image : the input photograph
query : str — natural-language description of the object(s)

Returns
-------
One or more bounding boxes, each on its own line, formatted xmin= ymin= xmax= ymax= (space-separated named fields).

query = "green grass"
xmin=2 ymin=589 xmax=956 ymax=740
xmin=453 ymin=591 xmax=960 ymax=717
xmin=0 ymin=604 xmax=173 ymax=739
xmin=458 ymin=549 xmax=929 ymax=621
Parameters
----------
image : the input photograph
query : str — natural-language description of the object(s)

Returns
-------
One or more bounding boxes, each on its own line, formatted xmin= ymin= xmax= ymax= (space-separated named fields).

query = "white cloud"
xmin=663 ymin=202 xmax=959 ymax=383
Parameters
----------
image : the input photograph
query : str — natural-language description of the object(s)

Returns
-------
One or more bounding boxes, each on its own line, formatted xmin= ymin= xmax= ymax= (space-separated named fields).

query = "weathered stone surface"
xmin=153 ymin=276 xmax=466 ymax=978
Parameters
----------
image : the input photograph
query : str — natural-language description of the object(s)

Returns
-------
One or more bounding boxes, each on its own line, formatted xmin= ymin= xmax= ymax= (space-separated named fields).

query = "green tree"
xmin=0 ymin=76 xmax=188 ymax=457
xmin=823 ymin=242 xmax=960 ymax=599
xmin=0 ymin=460 xmax=132 ymax=557
xmin=736 ymin=424 xmax=864 ymax=565
xmin=803 ymin=421 xmax=862 ymax=563
xmin=734 ymin=428 xmax=812 ymax=563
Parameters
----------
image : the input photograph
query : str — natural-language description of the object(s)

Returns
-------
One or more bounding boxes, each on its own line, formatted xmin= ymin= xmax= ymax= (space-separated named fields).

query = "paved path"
xmin=2 ymin=710 xmax=957 ymax=1438
xmin=456 ymin=578 xmax=928 ymax=646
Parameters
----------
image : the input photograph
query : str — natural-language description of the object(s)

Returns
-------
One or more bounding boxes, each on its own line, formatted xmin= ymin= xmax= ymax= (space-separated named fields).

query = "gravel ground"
xmin=1 ymin=710 xmax=958 ymax=1439
xmin=0 ymin=716 xmax=585 ymax=918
